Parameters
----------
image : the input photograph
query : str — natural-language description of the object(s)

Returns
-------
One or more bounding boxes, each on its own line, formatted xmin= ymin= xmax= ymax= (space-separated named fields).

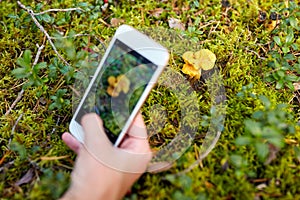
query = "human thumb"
xmin=81 ymin=113 xmax=151 ymax=173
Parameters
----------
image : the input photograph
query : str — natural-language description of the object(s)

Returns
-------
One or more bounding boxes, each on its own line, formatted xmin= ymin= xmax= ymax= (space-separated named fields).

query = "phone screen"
xmin=75 ymin=39 xmax=157 ymax=143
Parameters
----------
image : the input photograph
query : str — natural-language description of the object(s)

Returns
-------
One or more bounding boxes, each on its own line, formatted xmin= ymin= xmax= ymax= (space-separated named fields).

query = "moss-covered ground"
xmin=1 ymin=0 xmax=300 ymax=199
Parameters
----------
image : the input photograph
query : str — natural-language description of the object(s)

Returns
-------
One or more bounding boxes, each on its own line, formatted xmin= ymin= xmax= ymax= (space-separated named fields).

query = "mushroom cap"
xmin=107 ymin=86 xmax=119 ymax=97
xmin=108 ymin=76 xmax=117 ymax=87
xmin=182 ymin=49 xmax=216 ymax=71
xmin=182 ymin=51 xmax=201 ymax=70
xmin=182 ymin=63 xmax=201 ymax=79
xmin=194 ymin=49 xmax=216 ymax=70
xmin=107 ymin=75 xmax=130 ymax=97
xmin=182 ymin=51 xmax=194 ymax=64
xmin=116 ymin=75 xmax=130 ymax=93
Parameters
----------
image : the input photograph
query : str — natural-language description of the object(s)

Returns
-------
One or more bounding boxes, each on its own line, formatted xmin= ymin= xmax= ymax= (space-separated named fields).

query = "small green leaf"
xmin=41 ymin=14 xmax=52 ymax=23
xmin=268 ymin=136 xmax=284 ymax=148
xmin=23 ymin=50 xmax=32 ymax=64
xmin=275 ymin=80 xmax=284 ymax=89
xmin=7 ymin=14 xmax=19 ymax=19
xmin=16 ymin=58 xmax=31 ymax=69
xmin=259 ymin=95 xmax=271 ymax=108
xmin=274 ymin=60 xmax=281 ymax=69
xmin=35 ymin=15 xmax=42 ymax=22
xmin=11 ymin=67 xmax=29 ymax=79
xmin=56 ymin=17 xmax=67 ymax=25
xmin=49 ymin=63 xmax=57 ymax=79
xmin=252 ymin=111 xmax=264 ymax=120
xmin=294 ymin=146 xmax=300 ymax=161
xmin=282 ymin=46 xmax=290 ymax=54
xmin=273 ymin=36 xmax=282 ymax=46
xmin=165 ymin=174 xmax=176 ymax=184
xmin=295 ymin=64 xmax=300 ymax=73
xmin=49 ymin=103 xmax=57 ymax=110
xmin=283 ymin=53 xmax=295 ymax=61
xmin=285 ymin=28 xmax=294 ymax=44
xmin=235 ymin=136 xmax=252 ymax=145
xmin=65 ymin=40 xmax=76 ymax=60
xmin=260 ymin=126 xmax=274 ymax=138
xmin=277 ymin=70 xmax=285 ymax=78
xmin=10 ymin=141 xmax=27 ymax=160
xmin=255 ymin=142 xmax=269 ymax=161
xmin=65 ymin=11 xmax=71 ymax=22
xmin=244 ymin=119 xmax=262 ymax=136
xmin=35 ymin=3 xmax=43 ymax=11
xmin=49 ymin=89 xmax=69 ymax=110
xmin=34 ymin=62 xmax=47 ymax=69
xmin=289 ymin=16 xmax=298 ymax=29
xmin=264 ymin=73 xmax=274 ymax=82
xmin=291 ymin=43 xmax=299 ymax=51
xmin=286 ymin=81 xmax=295 ymax=90
xmin=286 ymin=74 xmax=298 ymax=82
xmin=230 ymin=154 xmax=245 ymax=168
xmin=281 ymin=62 xmax=291 ymax=71
xmin=288 ymin=126 xmax=295 ymax=134
xmin=60 ymin=65 xmax=70 ymax=74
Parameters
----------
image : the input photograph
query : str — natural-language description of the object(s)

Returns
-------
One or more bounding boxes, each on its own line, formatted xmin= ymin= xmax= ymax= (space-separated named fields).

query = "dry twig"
xmin=208 ymin=21 xmax=220 ymax=37
xmin=8 ymin=113 xmax=23 ymax=146
xmin=5 ymin=89 xmax=25 ymax=116
xmin=49 ymin=33 xmax=90 ymax=39
xmin=17 ymin=1 xmax=72 ymax=66
xmin=34 ymin=7 xmax=83 ymax=16
xmin=50 ymin=117 xmax=60 ymax=135
xmin=245 ymin=48 xmax=266 ymax=60
xmin=33 ymin=43 xmax=45 ymax=65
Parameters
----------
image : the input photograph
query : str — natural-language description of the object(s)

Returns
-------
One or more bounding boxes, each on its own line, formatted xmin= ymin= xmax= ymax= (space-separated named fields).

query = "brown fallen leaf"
xmin=110 ymin=18 xmax=125 ymax=27
xmin=293 ymin=82 xmax=300 ymax=91
xmin=39 ymin=97 xmax=47 ymax=105
xmin=15 ymin=168 xmax=34 ymax=186
xmin=264 ymin=144 xmax=280 ymax=165
xmin=149 ymin=8 xmax=164 ymax=18
xmin=168 ymin=18 xmax=185 ymax=30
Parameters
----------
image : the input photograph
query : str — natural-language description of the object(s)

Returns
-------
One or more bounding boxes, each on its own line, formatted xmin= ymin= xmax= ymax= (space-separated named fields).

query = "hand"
xmin=61 ymin=113 xmax=152 ymax=200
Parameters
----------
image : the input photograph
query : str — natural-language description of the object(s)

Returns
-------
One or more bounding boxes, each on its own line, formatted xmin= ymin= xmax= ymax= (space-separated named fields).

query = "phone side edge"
xmin=113 ymin=49 xmax=170 ymax=147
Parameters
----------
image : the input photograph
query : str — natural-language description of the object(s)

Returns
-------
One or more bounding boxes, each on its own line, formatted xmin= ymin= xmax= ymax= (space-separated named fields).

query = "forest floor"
xmin=0 ymin=0 xmax=300 ymax=199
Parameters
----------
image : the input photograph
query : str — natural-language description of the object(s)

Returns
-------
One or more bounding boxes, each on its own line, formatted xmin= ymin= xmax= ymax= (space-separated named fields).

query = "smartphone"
xmin=69 ymin=25 xmax=169 ymax=146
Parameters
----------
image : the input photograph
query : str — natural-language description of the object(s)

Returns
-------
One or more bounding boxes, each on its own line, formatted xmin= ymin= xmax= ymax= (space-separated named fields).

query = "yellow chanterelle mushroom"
xmin=181 ymin=49 xmax=216 ymax=79
xmin=107 ymin=75 xmax=130 ymax=97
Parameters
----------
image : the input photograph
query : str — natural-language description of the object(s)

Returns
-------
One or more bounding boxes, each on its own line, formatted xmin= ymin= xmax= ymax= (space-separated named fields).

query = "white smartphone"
xmin=69 ymin=25 xmax=169 ymax=146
